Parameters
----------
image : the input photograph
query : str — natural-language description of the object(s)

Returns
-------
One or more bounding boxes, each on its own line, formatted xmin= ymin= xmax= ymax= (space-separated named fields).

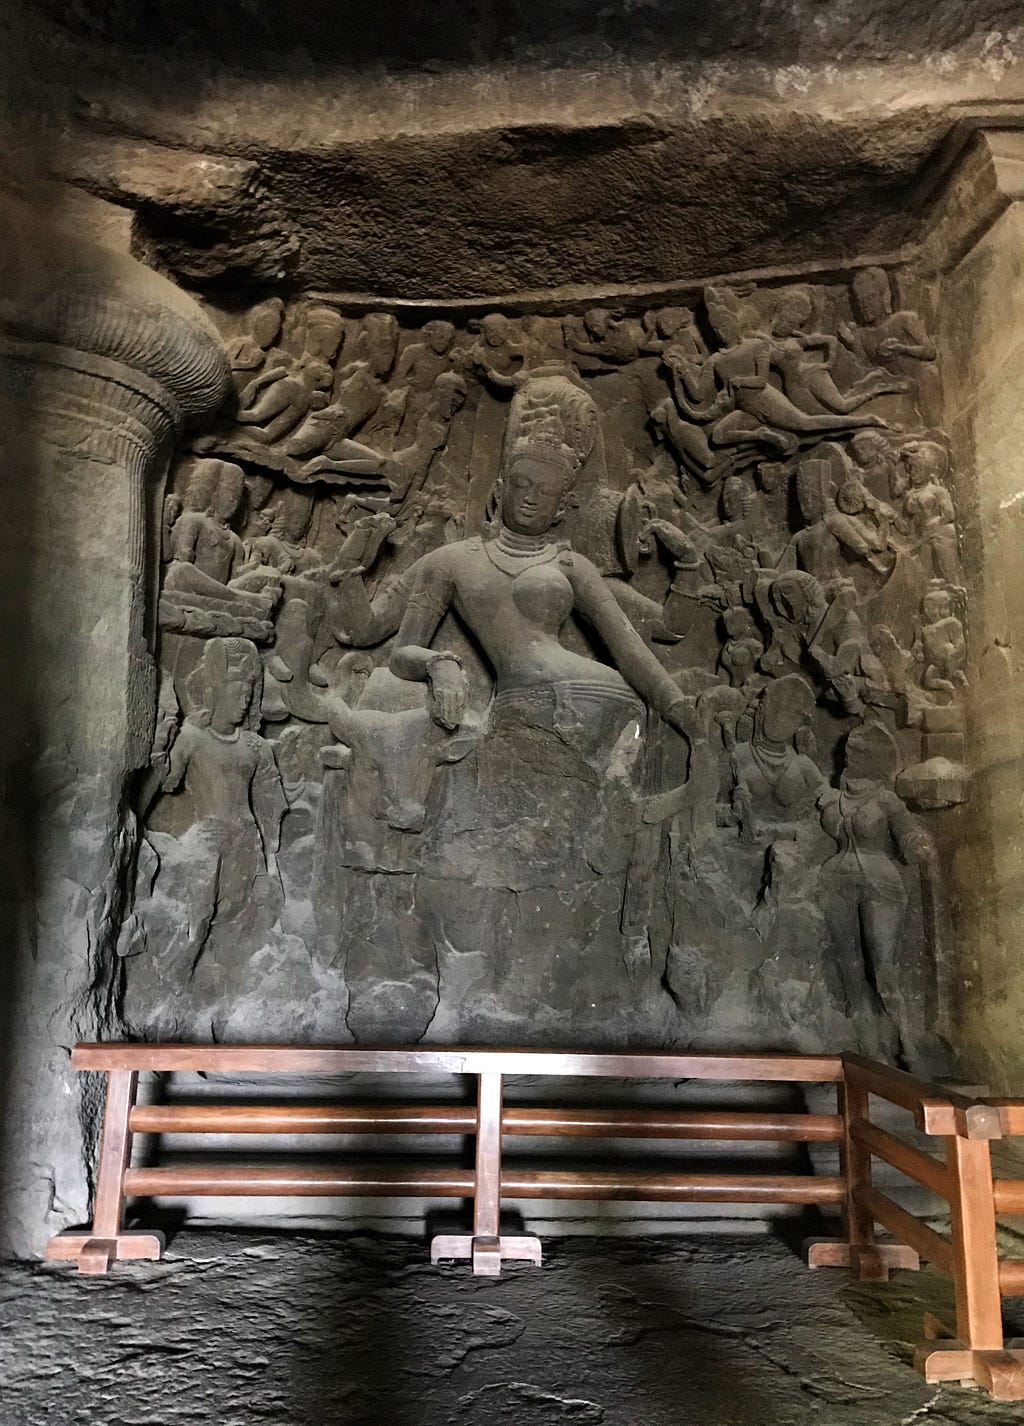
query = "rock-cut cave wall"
xmin=114 ymin=270 xmax=966 ymax=1069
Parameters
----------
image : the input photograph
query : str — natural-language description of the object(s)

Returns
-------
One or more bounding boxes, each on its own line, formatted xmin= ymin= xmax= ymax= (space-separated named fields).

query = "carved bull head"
xmin=321 ymin=681 xmax=480 ymax=833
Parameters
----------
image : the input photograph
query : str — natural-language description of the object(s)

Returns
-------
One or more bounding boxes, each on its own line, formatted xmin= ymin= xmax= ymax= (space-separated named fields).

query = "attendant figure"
xmin=898 ymin=439 xmax=961 ymax=585
xmin=144 ymin=638 xmax=286 ymax=967
xmin=818 ymin=722 xmax=933 ymax=1051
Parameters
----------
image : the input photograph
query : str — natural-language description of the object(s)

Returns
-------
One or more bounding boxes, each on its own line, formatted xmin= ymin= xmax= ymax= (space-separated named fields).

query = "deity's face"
xmin=501 ymin=456 xmax=567 ymax=536
xmin=903 ymin=440 xmax=945 ymax=488
xmin=211 ymin=676 xmax=251 ymax=733
xmin=481 ymin=315 xmax=508 ymax=347
xmin=656 ymin=306 xmax=693 ymax=339
xmin=773 ymin=292 xmax=812 ymax=337
xmin=851 ymin=269 xmax=891 ymax=325
xmin=424 ymin=320 xmax=455 ymax=355
xmin=584 ymin=309 xmax=611 ymax=339
xmin=759 ymin=687 xmax=810 ymax=744
xmin=706 ymin=302 xmax=740 ymax=347
xmin=213 ymin=469 xmax=245 ymax=521
xmin=923 ymin=590 xmax=952 ymax=621
xmin=251 ymin=302 xmax=283 ymax=348
xmin=850 ymin=429 xmax=890 ymax=472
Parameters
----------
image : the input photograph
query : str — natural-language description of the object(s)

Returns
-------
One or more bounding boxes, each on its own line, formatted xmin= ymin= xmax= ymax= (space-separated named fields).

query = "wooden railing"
xmin=808 ymin=1053 xmax=1024 ymax=1401
xmin=45 ymin=1042 xmax=1024 ymax=1401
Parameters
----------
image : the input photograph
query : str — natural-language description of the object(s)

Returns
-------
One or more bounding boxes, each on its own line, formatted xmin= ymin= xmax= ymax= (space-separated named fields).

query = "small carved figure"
xmin=913 ymin=584 xmax=967 ymax=700
xmin=805 ymin=577 xmax=891 ymax=716
xmin=387 ymin=371 xmax=468 ymax=511
xmin=718 ymin=607 xmax=764 ymax=689
xmin=840 ymin=268 xmax=938 ymax=383
xmin=818 ymin=722 xmax=933 ymax=1048
xmin=564 ymin=309 xmax=646 ymax=371
xmin=163 ymin=460 xmax=280 ymax=619
xmin=898 ymin=439 xmax=961 ymax=585
xmin=144 ymin=639 xmax=286 ymax=967
xmin=393 ymin=320 xmax=458 ymax=440
xmin=225 ymin=298 xmax=287 ymax=392
xmin=236 ymin=354 xmax=334 ymax=445
xmin=768 ymin=286 xmax=907 ymax=414
xmin=462 ymin=313 xmax=525 ymax=389
xmin=779 ymin=456 xmax=892 ymax=579
xmin=730 ymin=674 xmax=824 ymax=847
xmin=849 ymin=428 xmax=906 ymax=500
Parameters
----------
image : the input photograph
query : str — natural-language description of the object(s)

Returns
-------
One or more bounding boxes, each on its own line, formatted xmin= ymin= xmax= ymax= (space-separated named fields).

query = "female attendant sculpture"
xmin=818 ymin=722 xmax=934 ymax=1054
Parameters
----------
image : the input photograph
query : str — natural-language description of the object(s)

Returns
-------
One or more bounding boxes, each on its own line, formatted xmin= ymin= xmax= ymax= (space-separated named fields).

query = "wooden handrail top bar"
xmin=992 ymin=1179 xmax=1024 ymax=1215
xmin=854 ymin=1184 xmax=954 ymax=1271
xmin=843 ymin=1055 xmax=1003 ymax=1140
xmin=850 ymin=1119 xmax=950 ymax=1200
xmin=129 ymin=1102 xmax=844 ymax=1142
xmin=999 ymin=1261 xmax=1024 ymax=1297
xmin=122 ymin=1162 xmax=843 ymax=1205
xmin=124 ymin=1164 xmax=476 ymax=1197
xmin=72 ymin=1042 xmax=844 ymax=1082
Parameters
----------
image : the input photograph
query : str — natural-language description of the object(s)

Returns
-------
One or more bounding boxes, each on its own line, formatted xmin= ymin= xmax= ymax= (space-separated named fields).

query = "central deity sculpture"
xmin=389 ymin=431 xmax=698 ymax=747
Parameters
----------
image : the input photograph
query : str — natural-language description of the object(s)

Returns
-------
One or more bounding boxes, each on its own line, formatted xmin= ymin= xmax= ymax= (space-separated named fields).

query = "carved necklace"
xmin=484 ymin=523 xmax=560 ymax=578
xmin=749 ymin=738 xmax=794 ymax=784
xmin=209 ymin=726 xmax=241 ymax=743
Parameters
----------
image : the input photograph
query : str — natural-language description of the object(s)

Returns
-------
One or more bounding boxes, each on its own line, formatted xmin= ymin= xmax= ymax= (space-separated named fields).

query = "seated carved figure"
xmin=767 ymin=286 xmax=906 ymax=414
xmin=387 ymin=433 xmax=701 ymax=745
xmin=913 ymin=584 xmax=967 ymax=700
xmin=162 ymin=460 xmax=281 ymax=633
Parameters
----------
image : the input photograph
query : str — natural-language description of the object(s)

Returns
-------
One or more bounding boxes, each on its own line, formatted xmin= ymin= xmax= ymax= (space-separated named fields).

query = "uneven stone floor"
xmin=2 ymin=1230 xmax=1023 ymax=1425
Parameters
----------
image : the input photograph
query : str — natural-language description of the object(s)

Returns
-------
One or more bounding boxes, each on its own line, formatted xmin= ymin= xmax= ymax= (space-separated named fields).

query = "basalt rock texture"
xmin=5 ymin=3 xmax=1024 ymax=298
xmin=3 ymin=1231 xmax=1024 ymax=1426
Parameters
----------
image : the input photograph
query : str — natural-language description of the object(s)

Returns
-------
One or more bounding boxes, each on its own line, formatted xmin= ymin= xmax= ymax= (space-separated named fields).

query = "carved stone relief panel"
xmin=118 ymin=272 xmax=963 ymax=1064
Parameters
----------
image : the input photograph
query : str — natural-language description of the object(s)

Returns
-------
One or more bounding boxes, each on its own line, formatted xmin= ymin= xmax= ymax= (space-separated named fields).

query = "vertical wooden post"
xmin=91 ymin=1070 xmax=137 ymax=1239
xmin=45 ymin=1068 xmax=164 ymax=1273
xmin=947 ymin=1134 xmax=1003 ymax=1351
xmin=841 ymin=1078 xmax=891 ymax=1280
xmin=471 ymin=1071 xmax=503 ymax=1275
xmin=807 ymin=1071 xmax=917 ymax=1277
xmin=430 ymin=1069 xmax=541 ymax=1273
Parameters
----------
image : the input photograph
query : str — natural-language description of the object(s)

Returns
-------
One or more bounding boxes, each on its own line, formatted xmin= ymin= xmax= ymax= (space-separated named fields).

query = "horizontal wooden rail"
xmin=992 ymin=1178 xmax=1024 ymax=1214
xmin=124 ymin=1164 xmax=475 ymax=1196
xmin=75 ymin=1043 xmax=844 ymax=1082
xmin=850 ymin=1119 xmax=949 ymax=1198
xmin=503 ymin=1170 xmax=843 ymax=1204
xmin=129 ymin=1102 xmax=843 ymax=1143
xmin=853 ymin=1184 xmax=954 ymax=1272
xmin=121 ymin=1162 xmax=843 ymax=1206
xmin=999 ymin=1261 xmax=1024 ymax=1297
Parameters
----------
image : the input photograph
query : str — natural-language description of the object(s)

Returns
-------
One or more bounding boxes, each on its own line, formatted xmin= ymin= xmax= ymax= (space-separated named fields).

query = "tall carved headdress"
xmin=186 ymin=637 xmax=263 ymax=732
xmin=503 ymin=371 xmax=599 ymax=483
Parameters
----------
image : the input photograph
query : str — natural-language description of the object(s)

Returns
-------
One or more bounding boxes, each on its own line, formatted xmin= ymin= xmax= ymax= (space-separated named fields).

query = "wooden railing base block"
xmin=45 ymin=1229 xmax=165 ymax=1275
xmin=805 ymin=1239 xmax=920 ymax=1279
xmin=430 ymin=1232 xmax=542 ymax=1276
xmin=915 ymin=1338 xmax=1024 ymax=1400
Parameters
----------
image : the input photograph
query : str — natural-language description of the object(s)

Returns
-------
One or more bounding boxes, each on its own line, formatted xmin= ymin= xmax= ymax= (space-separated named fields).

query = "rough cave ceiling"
xmin=7 ymin=2 xmax=1024 ymax=296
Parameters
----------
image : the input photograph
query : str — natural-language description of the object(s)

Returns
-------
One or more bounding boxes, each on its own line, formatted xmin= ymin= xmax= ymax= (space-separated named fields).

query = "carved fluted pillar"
xmin=0 ymin=193 xmax=229 ymax=1255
